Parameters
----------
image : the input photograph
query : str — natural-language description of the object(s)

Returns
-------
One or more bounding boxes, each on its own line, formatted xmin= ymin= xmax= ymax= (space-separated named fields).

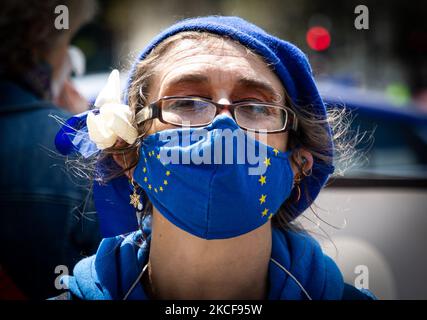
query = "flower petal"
xmin=94 ymin=69 xmax=121 ymax=108
xmin=87 ymin=111 xmax=117 ymax=149
xmin=101 ymin=103 xmax=138 ymax=145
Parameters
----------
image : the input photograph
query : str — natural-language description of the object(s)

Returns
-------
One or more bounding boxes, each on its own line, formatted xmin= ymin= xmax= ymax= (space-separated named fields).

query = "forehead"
xmin=163 ymin=37 xmax=261 ymax=65
xmin=150 ymin=37 xmax=284 ymax=100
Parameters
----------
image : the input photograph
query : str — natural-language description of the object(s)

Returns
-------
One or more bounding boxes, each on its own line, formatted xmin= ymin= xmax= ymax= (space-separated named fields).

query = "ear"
xmin=290 ymin=148 xmax=314 ymax=178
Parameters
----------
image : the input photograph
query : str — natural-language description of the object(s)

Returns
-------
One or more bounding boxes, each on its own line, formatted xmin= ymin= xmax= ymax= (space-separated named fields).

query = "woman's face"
xmin=146 ymin=37 xmax=289 ymax=152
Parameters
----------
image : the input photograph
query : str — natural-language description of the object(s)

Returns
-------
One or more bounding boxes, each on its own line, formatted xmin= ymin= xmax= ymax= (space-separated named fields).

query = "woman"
xmin=54 ymin=16 xmax=375 ymax=300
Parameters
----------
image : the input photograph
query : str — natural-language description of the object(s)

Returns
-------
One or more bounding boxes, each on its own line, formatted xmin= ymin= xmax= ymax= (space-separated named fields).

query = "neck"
xmin=144 ymin=209 xmax=272 ymax=299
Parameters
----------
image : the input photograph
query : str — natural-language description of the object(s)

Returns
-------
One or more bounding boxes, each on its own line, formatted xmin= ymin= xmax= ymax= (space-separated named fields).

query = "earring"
xmin=129 ymin=178 xmax=142 ymax=210
xmin=123 ymin=150 xmax=139 ymax=209
xmin=129 ymin=178 xmax=145 ymax=229
xmin=293 ymin=173 xmax=302 ymax=203
xmin=302 ymin=167 xmax=312 ymax=177
xmin=291 ymin=152 xmax=310 ymax=203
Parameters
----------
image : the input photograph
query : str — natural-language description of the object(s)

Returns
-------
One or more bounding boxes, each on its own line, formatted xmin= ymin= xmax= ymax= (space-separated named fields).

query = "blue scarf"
xmin=63 ymin=216 xmax=344 ymax=300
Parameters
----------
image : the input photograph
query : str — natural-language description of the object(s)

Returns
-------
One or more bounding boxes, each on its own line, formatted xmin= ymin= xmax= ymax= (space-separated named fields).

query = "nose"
xmin=216 ymin=97 xmax=233 ymax=118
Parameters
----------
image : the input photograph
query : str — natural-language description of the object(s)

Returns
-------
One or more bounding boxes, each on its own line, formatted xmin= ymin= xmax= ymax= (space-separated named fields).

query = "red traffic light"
xmin=306 ymin=26 xmax=331 ymax=51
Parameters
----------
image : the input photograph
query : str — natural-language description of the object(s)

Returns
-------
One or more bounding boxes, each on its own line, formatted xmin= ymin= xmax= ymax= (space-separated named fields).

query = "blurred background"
xmin=1 ymin=0 xmax=426 ymax=299
xmin=78 ymin=0 xmax=427 ymax=98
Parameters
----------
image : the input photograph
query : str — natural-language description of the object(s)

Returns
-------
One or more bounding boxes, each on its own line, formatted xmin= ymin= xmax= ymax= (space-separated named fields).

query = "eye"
xmin=168 ymin=100 xmax=201 ymax=111
xmin=236 ymin=104 xmax=283 ymax=119
xmin=248 ymin=105 xmax=272 ymax=115
xmin=165 ymin=99 xmax=212 ymax=113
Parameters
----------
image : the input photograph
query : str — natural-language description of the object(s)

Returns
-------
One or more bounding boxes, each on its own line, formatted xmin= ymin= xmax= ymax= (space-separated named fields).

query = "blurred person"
xmin=53 ymin=16 xmax=375 ymax=300
xmin=0 ymin=0 xmax=101 ymax=299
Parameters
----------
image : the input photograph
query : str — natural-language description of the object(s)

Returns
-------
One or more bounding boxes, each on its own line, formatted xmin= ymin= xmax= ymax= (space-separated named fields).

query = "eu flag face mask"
xmin=133 ymin=115 xmax=294 ymax=239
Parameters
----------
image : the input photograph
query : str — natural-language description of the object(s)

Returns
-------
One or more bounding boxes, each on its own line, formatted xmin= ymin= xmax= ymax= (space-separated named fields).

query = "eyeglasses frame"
xmin=135 ymin=95 xmax=298 ymax=134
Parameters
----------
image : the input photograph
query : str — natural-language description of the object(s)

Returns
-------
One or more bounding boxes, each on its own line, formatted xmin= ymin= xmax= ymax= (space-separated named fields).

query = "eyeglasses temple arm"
xmin=287 ymin=109 xmax=298 ymax=132
xmin=135 ymin=104 xmax=156 ymax=125
xmin=292 ymin=114 xmax=298 ymax=131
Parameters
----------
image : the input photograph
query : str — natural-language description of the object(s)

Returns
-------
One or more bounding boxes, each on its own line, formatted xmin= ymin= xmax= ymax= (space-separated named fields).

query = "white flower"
xmin=87 ymin=69 xmax=138 ymax=149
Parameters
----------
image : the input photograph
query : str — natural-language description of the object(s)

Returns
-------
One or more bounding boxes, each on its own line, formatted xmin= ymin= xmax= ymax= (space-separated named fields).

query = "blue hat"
xmin=56 ymin=16 xmax=335 ymax=236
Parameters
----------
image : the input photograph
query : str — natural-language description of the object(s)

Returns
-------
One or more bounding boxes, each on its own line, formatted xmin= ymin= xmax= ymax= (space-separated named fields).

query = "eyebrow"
xmin=165 ymin=74 xmax=209 ymax=88
xmin=236 ymin=77 xmax=280 ymax=100
xmin=164 ymin=73 xmax=281 ymax=100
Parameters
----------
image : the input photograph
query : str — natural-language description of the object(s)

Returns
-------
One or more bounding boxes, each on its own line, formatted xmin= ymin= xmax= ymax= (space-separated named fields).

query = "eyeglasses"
xmin=135 ymin=96 xmax=298 ymax=133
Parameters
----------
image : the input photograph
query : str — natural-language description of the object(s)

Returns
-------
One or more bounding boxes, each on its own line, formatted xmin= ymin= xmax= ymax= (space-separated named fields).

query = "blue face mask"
xmin=133 ymin=115 xmax=295 ymax=239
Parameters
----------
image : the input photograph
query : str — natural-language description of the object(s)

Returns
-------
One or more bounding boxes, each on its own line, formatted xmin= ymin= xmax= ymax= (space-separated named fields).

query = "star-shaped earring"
xmin=129 ymin=178 xmax=143 ymax=210
xmin=130 ymin=192 xmax=141 ymax=209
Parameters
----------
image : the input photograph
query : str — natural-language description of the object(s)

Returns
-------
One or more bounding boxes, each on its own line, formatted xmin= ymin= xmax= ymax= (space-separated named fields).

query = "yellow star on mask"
xmin=259 ymin=194 xmax=267 ymax=204
xmin=261 ymin=208 xmax=269 ymax=217
xmin=264 ymin=157 xmax=271 ymax=167
xmin=164 ymin=180 xmax=168 ymax=185
xmin=143 ymin=167 xmax=147 ymax=173
xmin=159 ymin=186 xmax=163 ymax=192
xmin=156 ymin=154 xmax=161 ymax=159
xmin=148 ymin=184 xmax=152 ymax=190
xmin=143 ymin=177 xmax=148 ymax=183
xmin=268 ymin=213 xmax=273 ymax=220
xmin=154 ymin=188 xmax=158 ymax=193
xmin=259 ymin=175 xmax=266 ymax=185
xmin=273 ymin=148 xmax=279 ymax=156
xmin=144 ymin=158 xmax=147 ymax=163
xmin=129 ymin=193 xmax=140 ymax=208
xmin=166 ymin=170 xmax=170 ymax=176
